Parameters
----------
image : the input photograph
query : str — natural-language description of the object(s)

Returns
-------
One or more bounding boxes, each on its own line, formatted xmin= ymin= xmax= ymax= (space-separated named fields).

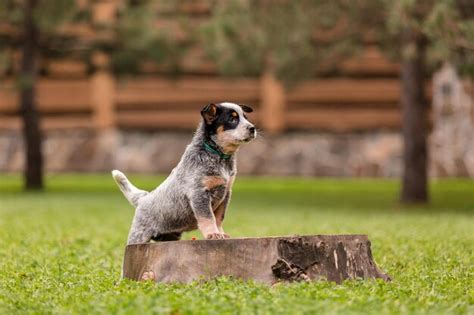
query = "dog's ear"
xmin=201 ymin=103 xmax=218 ymax=125
xmin=240 ymin=104 xmax=253 ymax=113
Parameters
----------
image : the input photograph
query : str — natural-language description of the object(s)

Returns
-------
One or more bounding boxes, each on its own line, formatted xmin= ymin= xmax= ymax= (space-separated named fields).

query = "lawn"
xmin=0 ymin=174 xmax=472 ymax=314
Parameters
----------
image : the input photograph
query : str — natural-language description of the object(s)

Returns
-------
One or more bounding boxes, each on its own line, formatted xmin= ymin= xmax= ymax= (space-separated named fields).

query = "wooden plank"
xmin=0 ymin=115 xmax=94 ymax=130
xmin=287 ymin=102 xmax=399 ymax=110
xmin=116 ymin=78 xmax=260 ymax=105
xmin=287 ymin=79 xmax=401 ymax=103
xmin=286 ymin=108 xmax=402 ymax=131
xmin=118 ymin=103 xmax=188 ymax=111
xmin=56 ymin=23 xmax=95 ymax=39
xmin=0 ymin=88 xmax=17 ymax=113
xmin=141 ymin=61 xmax=217 ymax=76
xmin=0 ymin=116 xmax=20 ymax=130
xmin=0 ymin=80 xmax=91 ymax=113
xmin=156 ymin=0 xmax=212 ymax=15
xmin=116 ymin=110 xmax=200 ymax=129
xmin=288 ymin=79 xmax=432 ymax=104
xmin=47 ymin=60 xmax=88 ymax=78
xmin=117 ymin=108 xmax=261 ymax=129
xmin=117 ymin=90 xmax=255 ymax=104
xmin=116 ymin=77 xmax=260 ymax=91
xmin=340 ymin=46 xmax=400 ymax=75
xmin=117 ymin=102 xmax=219 ymax=111
xmin=122 ymin=235 xmax=390 ymax=284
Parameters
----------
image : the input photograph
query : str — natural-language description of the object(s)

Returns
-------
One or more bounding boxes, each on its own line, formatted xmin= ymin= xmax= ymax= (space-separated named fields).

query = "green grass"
xmin=0 ymin=174 xmax=473 ymax=314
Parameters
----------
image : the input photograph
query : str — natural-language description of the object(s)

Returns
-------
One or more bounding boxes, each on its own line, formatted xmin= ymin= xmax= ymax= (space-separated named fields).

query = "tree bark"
xmin=123 ymin=235 xmax=390 ymax=284
xmin=20 ymin=0 xmax=43 ymax=190
xmin=400 ymin=29 xmax=428 ymax=204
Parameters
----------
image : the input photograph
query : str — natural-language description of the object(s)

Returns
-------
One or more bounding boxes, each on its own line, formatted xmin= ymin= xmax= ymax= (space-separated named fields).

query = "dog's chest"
xmin=202 ymin=170 xmax=234 ymax=208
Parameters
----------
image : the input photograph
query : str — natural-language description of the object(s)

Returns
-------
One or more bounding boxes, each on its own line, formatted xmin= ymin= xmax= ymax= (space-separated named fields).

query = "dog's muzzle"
xmin=243 ymin=126 xmax=256 ymax=142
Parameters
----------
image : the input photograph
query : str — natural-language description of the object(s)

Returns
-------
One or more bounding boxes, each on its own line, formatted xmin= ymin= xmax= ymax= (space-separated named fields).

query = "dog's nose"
xmin=248 ymin=126 xmax=256 ymax=133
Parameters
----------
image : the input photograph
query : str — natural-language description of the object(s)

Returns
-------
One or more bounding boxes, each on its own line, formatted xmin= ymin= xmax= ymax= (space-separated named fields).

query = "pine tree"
xmin=379 ymin=0 xmax=473 ymax=203
xmin=0 ymin=0 xmax=81 ymax=190
xmin=0 ymin=0 xmax=179 ymax=190
xmin=201 ymin=0 xmax=364 ymax=85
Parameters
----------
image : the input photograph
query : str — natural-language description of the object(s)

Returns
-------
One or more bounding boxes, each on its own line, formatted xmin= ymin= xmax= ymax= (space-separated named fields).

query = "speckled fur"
xmin=112 ymin=102 xmax=256 ymax=244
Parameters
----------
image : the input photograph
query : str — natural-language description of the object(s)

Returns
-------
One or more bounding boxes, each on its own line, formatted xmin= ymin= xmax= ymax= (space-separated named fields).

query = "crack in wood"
xmin=272 ymin=237 xmax=328 ymax=282
xmin=271 ymin=258 xmax=310 ymax=282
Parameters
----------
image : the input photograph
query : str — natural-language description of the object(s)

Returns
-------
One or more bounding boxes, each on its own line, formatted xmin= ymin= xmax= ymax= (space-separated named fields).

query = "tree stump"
xmin=122 ymin=235 xmax=390 ymax=284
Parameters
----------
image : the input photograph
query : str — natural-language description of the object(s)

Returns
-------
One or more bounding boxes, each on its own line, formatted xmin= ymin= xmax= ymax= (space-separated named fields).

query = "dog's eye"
xmin=229 ymin=112 xmax=239 ymax=123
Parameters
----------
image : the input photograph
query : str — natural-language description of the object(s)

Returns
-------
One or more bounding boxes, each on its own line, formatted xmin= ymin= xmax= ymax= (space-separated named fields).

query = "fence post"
xmin=91 ymin=52 xmax=115 ymax=130
xmin=260 ymin=70 xmax=286 ymax=134
xmin=89 ymin=1 xmax=119 ymax=171
xmin=91 ymin=0 xmax=117 ymax=130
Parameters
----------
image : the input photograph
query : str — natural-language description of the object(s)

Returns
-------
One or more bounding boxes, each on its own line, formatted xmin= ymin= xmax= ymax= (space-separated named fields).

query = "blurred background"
xmin=0 ymin=0 xmax=473 ymax=204
xmin=2 ymin=4 xmax=473 ymax=312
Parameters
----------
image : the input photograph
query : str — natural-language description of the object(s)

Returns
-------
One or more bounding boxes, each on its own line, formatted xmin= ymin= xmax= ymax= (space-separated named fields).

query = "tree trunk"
xmin=122 ymin=235 xmax=390 ymax=284
xmin=20 ymin=0 xmax=43 ymax=190
xmin=400 ymin=29 xmax=428 ymax=204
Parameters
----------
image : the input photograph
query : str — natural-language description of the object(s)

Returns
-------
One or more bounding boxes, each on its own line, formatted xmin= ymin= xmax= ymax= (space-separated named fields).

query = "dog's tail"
xmin=111 ymin=170 xmax=148 ymax=207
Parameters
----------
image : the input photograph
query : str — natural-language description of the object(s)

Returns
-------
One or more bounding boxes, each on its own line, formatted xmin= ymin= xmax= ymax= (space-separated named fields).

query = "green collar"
xmin=203 ymin=140 xmax=232 ymax=160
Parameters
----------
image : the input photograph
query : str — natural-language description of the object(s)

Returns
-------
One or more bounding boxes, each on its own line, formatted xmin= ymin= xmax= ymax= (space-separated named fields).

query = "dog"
xmin=112 ymin=102 xmax=256 ymax=245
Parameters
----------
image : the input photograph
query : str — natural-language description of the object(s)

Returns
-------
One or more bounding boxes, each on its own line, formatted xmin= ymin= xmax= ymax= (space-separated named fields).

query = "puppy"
xmin=112 ymin=102 xmax=256 ymax=244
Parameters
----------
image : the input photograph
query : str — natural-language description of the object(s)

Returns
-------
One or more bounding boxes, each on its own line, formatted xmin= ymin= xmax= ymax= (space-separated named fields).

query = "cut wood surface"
xmin=122 ymin=235 xmax=390 ymax=284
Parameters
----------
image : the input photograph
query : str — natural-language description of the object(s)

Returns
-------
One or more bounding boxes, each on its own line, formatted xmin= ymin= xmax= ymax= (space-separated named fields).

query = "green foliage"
xmin=33 ymin=0 xmax=77 ymax=34
xmin=201 ymin=0 xmax=363 ymax=85
xmin=0 ymin=51 xmax=10 ymax=76
xmin=202 ymin=0 xmax=474 ymax=81
xmin=109 ymin=2 xmax=181 ymax=75
xmin=0 ymin=1 xmax=24 ymax=26
xmin=0 ymin=174 xmax=473 ymax=314
xmin=0 ymin=0 xmax=182 ymax=77
xmin=380 ymin=0 xmax=474 ymax=75
xmin=0 ymin=0 xmax=82 ymax=65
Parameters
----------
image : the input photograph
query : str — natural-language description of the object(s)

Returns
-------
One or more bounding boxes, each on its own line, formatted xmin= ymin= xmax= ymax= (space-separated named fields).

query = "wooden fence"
xmin=0 ymin=72 xmax=415 ymax=133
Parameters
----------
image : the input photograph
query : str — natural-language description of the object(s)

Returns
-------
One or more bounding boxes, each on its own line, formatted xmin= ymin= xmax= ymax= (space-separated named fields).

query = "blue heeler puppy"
xmin=112 ymin=102 xmax=256 ymax=244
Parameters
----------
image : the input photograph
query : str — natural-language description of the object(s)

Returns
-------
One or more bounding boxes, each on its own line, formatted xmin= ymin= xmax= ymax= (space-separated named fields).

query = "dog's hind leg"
xmin=127 ymin=220 xmax=155 ymax=245
xmin=126 ymin=207 xmax=160 ymax=245
xmin=112 ymin=170 xmax=148 ymax=207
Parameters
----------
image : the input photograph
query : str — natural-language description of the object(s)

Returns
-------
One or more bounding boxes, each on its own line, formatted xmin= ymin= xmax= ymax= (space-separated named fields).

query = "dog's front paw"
xmin=206 ymin=232 xmax=227 ymax=240
xmin=218 ymin=228 xmax=230 ymax=239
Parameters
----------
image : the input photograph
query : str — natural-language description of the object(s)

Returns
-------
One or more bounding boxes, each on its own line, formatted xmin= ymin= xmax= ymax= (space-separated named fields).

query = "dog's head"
xmin=201 ymin=102 xmax=257 ymax=154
